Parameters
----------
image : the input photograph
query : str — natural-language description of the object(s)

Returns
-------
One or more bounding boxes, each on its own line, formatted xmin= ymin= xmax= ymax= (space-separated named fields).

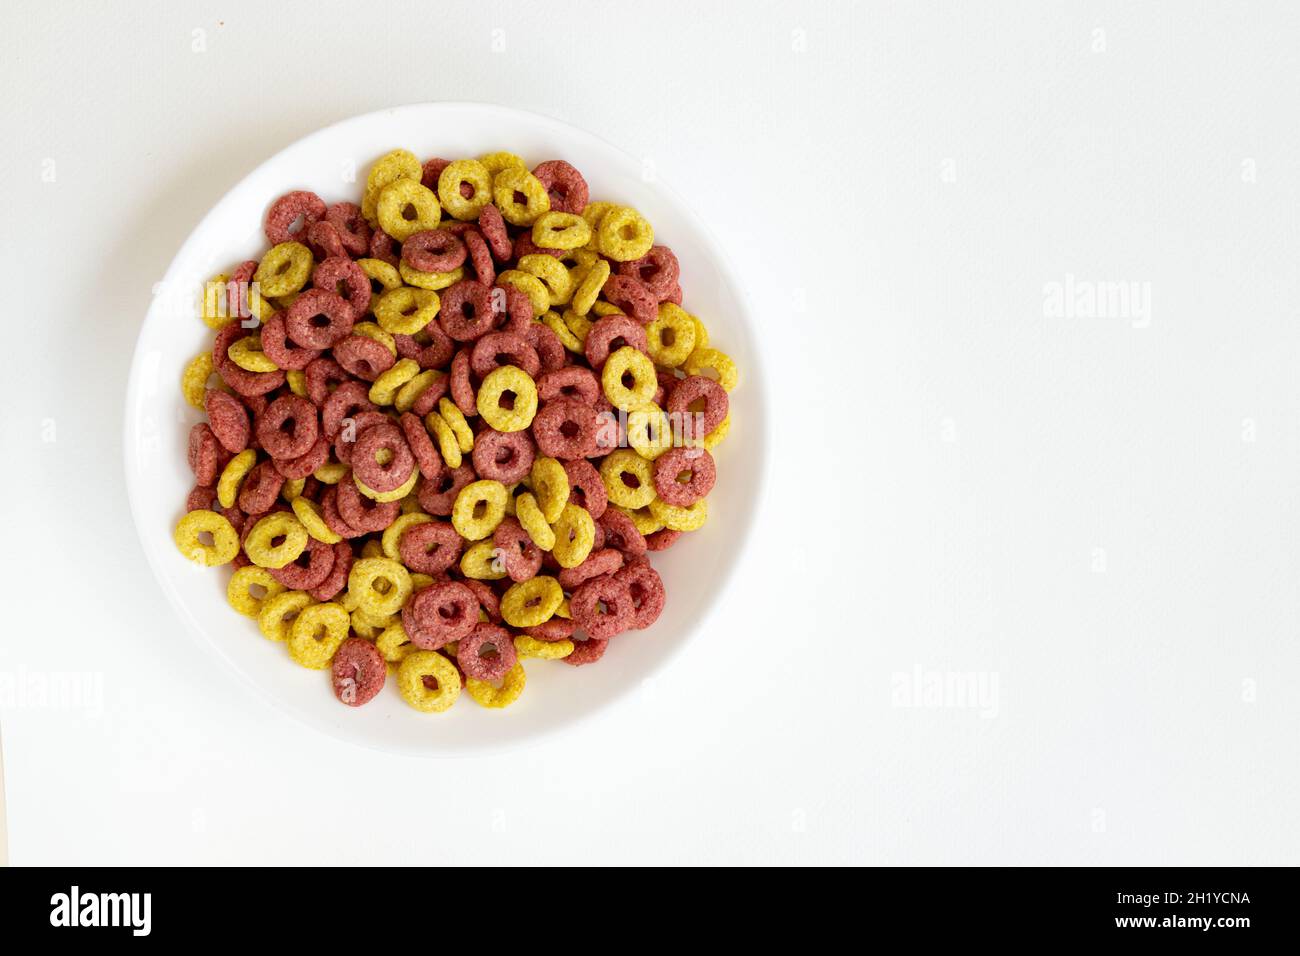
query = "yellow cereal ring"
xmin=226 ymin=565 xmax=286 ymax=618
xmin=437 ymin=159 xmax=493 ymax=221
xmin=357 ymin=257 xmax=403 ymax=293
xmin=515 ymin=491 xmax=556 ymax=550
xmin=376 ymin=622 xmax=416 ymax=667
xmin=286 ymin=368 xmax=308 ymax=397
xmin=615 ymin=503 xmax=663 ymax=535
xmin=288 ymin=602 xmax=349 ymax=669
xmin=591 ymin=300 xmax=624 ymax=317
xmin=377 ymin=178 xmax=441 ymax=241
xmin=349 ymin=609 xmax=386 ymax=640
xmin=244 ymin=512 xmax=309 ymax=570
xmin=627 ymin=404 xmax=673 ymax=460
xmin=280 ymin=477 xmax=306 ymax=502
xmin=201 ymin=273 xmax=234 ymax=329
xmin=600 ymin=449 xmax=656 ymax=509
xmin=182 ymin=352 xmax=215 ymax=409
xmin=691 ymin=314 xmax=710 ymax=350
xmin=684 ymin=347 xmax=738 ymax=392
xmin=646 ymin=303 xmax=697 ymax=367
xmin=351 ymin=321 xmax=398 ymax=357
xmin=478 ymin=151 xmax=525 ymax=176
xmin=369 ymin=357 xmax=421 ymax=405
xmin=601 ymin=346 xmax=657 ymax=411
xmin=477 ymin=365 xmax=538 ymax=432
xmin=173 ymin=509 xmax=239 ymax=566
xmin=500 ymin=576 xmax=563 ymax=628
xmin=529 ymin=457 xmax=570 ymax=523
xmin=436 ymin=397 xmax=475 ymax=452
xmin=597 ymin=206 xmax=654 ymax=261
xmin=496 ymin=269 xmax=549 ymax=317
xmin=703 ymin=414 xmax=731 ymax=450
xmin=466 ymin=662 xmax=526 ymax=709
xmin=649 ymin=496 xmax=708 ymax=532
xmin=571 ymin=259 xmax=610 ymax=316
xmin=452 ymin=479 xmax=508 ymax=541
xmin=227 ymin=334 xmax=279 ymax=372
xmin=363 ymin=148 xmax=422 ymax=223
xmin=399 ymin=261 xmax=464 ymax=291
xmin=518 ymin=253 xmax=574 ymax=306
xmin=381 ymin=511 xmax=433 ymax=561
xmin=514 ymin=635 xmax=574 ymax=660
xmin=291 ymin=496 xmax=342 ymax=544
xmin=313 ymin=461 xmax=349 ymax=484
xmin=254 ymin=241 xmax=314 ymax=298
xmin=258 ymin=590 xmax=312 ymax=642
xmin=394 ymin=369 xmax=441 ymax=413
xmin=542 ymin=309 xmax=584 ymax=352
xmin=532 ymin=211 xmax=591 ymax=250
xmin=348 ymin=556 xmax=412 ymax=617
xmin=562 ymin=309 xmax=593 ymax=344
xmin=216 ymin=449 xmax=257 ymax=509
xmin=492 ymin=166 xmax=549 ymax=226
xmin=373 ymin=287 xmax=439 ymax=336
xmin=425 ymin=410 xmax=462 ymax=469
xmin=397 ymin=650 xmax=462 ymax=712
xmin=401 ymin=492 xmax=425 ymax=516
xmin=554 ymin=597 xmax=572 ymax=620
xmin=351 ymin=605 xmax=397 ymax=632
xmin=550 ymin=503 xmax=595 ymax=568
xmin=459 ymin=539 xmax=507 ymax=580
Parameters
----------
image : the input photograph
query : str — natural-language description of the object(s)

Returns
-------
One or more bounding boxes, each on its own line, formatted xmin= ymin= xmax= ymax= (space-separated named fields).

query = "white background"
xmin=2 ymin=0 xmax=1298 ymax=865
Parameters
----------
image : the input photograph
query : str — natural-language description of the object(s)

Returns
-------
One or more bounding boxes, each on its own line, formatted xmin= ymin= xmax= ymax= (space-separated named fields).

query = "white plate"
xmin=124 ymin=103 xmax=767 ymax=755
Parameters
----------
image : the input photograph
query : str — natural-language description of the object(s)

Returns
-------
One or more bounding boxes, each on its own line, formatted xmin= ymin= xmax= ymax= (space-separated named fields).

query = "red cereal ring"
xmin=416 ymin=464 xmax=475 ymax=516
xmin=309 ymin=540 xmax=354 ymax=601
xmin=320 ymin=485 xmax=367 ymax=539
xmin=563 ymin=459 xmax=607 ymax=519
xmin=457 ymin=622 xmax=518 ymax=682
xmin=393 ymin=322 xmax=456 ymax=370
xmin=558 ymin=548 xmax=624 ymax=591
xmin=495 ymin=284 xmax=534 ymax=335
xmin=523 ymin=320 xmax=566 ymax=374
xmin=563 ymin=636 xmax=609 ymax=666
xmin=212 ymin=324 xmax=285 ymax=397
xmin=398 ymin=520 xmax=462 ymax=575
xmin=477 ymin=203 xmax=512 ymax=260
xmin=187 ymin=423 xmax=224 ymax=485
xmin=304 ymin=357 xmax=350 ymax=406
xmin=472 ymin=428 xmax=535 ymax=484
xmin=532 ymin=160 xmax=589 ymax=214
xmin=221 ymin=504 xmax=248 ymax=539
xmin=186 ymin=483 xmax=218 ymax=512
xmin=653 ymin=447 xmax=715 ymax=506
xmin=305 ymin=220 xmax=347 ymax=261
xmin=598 ymin=508 xmax=647 ymax=557
xmin=402 ymin=229 xmax=467 ymax=274
xmin=368 ymin=228 xmax=398 ymax=266
xmin=617 ymin=245 xmax=680 ymax=300
xmin=571 ymin=573 xmax=635 ymax=640
xmin=321 ymin=380 xmax=377 ymax=439
xmin=324 ymin=201 xmax=372 ymax=256
xmin=334 ymin=410 xmax=388 ymax=465
xmin=312 ymin=256 xmax=372 ymax=318
xmin=421 ymin=157 xmax=451 ymax=190
xmin=524 ymin=616 xmax=577 ymax=642
xmin=666 ymin=375 xmax=729 ymax=437
xmin=463 ymin=579 xmax=501 ymax=622
xmin=403 ymin=581 xmax=479 ymax=649
xmin=256 ymin=395 xmax=319 ymax=460
xmin=269 ymin=534 xmax=336 ymax=590
xmin=236 ymin=459 xmax=286 ymax=514
xmin=285 ymin=288 xmax=356 ymax=349
xmin=531 ymin=398 xmax=599 ymax=459
xmin=537 ymin=366 xmax=601 ymax=405
xmin=614 ymin=561 xmax=665 ymax=630
xmin=331 ymin=636 xmax=386 ymax=706
xmin=264 ymin=190 xmax=326 ymax=245
xmin=463 ymin=229 xmax=495 ymax=285
xmin=661 ymin=282 xmax=682 ymax=305
xmin=272 ymin=435 xmax=330 ymax=480
xmin=512 ymin=232 xmax=563 ymax=260
xmin=334 ymin=333 xmax=396 ymax=382
xmin=399 ymin=411 xmax=445 ymax=482
xmin=644 ymin=528 xmax=683 ymax=552
xmin=599 ymin=275 xmax=658 ymax=326
xmin=334 ymin=475 xmax=400 ymax=532
xmin=449 ymin=348 xmax=477 ymax=416
xmin=492 ymin=517 xmax=543 ymax=582
xmin=205 ymin=389 xmax=251 ymax=454
xmin=410 ymin=374 xmax=450 ymax=417
xmin=583 ymin=314 xmax=649 ymax=370
xmin=259 ymin=312 xmax=321 ymax=371
xmin=351 ymin=421 xmax=415 ymax=493
xmin=438 ymin=280 xmax=496 ymax=342
xmin=470 ymin=331 xmax=540 ymax=379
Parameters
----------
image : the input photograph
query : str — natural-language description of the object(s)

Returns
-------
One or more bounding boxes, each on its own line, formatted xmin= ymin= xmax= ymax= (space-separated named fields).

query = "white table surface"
xmin=1 ymin=0 xmax=1297 ymax=865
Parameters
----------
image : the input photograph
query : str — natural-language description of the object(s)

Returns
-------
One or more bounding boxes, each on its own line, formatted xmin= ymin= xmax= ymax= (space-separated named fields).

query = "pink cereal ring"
xmin=310 ymin=540 xmax=354 ymax=601
xmin=334 ymin=410 xmax=388 ymax=466
xmin=463 ymin=229 xmax=495 ymax=285
xmin=644 ymin=528 xmax=683 ymax=552
xmin=531 ymin=160 xmax=589 ymax=214
xmin=312 ymin=256 xmax=372 ymax=318
xmin=524 ymin=617 xmax=577 ymax=642
xmin=477 ymin=203 xmax=512 ymax=260
xmin=531 ymin=398 xmax=599 ymax=459
xmin=331 ymin=636 xmax=386 ymax=706
xmin=321 ymin=380 xmax=377 ymax=439
xmin=666 ymin=375 xmax=729 ymax=437
xmin=237 ymin=459 xmax=286 ymax=515
xmin=458 ymin=623 xmax=518 ymax=682
xmin=334 ymin=476 xmax=400 ymax=532
xmin=269 ymin=534 xmax=336 ymax=590
xmin=402 ymin=230 xmax=467 ymax=274
xmin=563 ymin=636 xmax=609 ymax=666
xmin=495 ymin=285 xmax=534 ymax=336
xmin=324 ymin=201 xmax=372 ymax=256
xmin=304 ymin=357 xmax=349 ymax=406
xmin=393 ymin=322 xmax=456 ymax=370
xmin=186 ymin=483 xmax=218 ymax=512
xmin=285 ymin=288 xmax=356 ymax=349
xmin=583 ymin=314 xmax=649 ymax=370
xmin=463 ymin=579 xmax=501 ymax=622
xmin=205 ymin=389 xmax=251 ymax=454
xmin=615 ymin=561 xmax=666 ymax=630
xmin=256 ymin=395 xmax=320 ymax=460
xmin=404 ymin=581 xmax=479 ymax=649
xmin=187 ymin=423 xmax=224 ymax=485
xmin=524 ymin=320 xmax=566 ymax=374
xmin=320 ymin=486 xmax=367 ymax=540
xmin=597 ymin=507 xmax=646 ymax=557
xmin=421 ymin=157 xmax=451 ymax=190
xmin=472 ymin=429 xmax=535 ymax=485
xmin=617 ymin=245 xmax=680 ymax=300
xmin=492 ymin=517 xmax=543 ymax=582
xmin=410 ymin=374 xmax=450 ymax=417
xmin=563 ymin=459 xmax=607 ymax=519
xmin=351 ymin=421 xmax=415 ymax=493
xmin=368 ymin=228 xmax=398 ymax=266
xmin=438 ymin=280 xmax=496 ymax=342
xmin=399 ymin=411 xmax=445 ymax=481
xmin=264 ymin=190 xmax=326 ymax=245
xmin=305 ymin=220 xmax=347 ymax=261
xmin=449 ymin=348 xmax=477 ymax=416
xmin=653 ymin=447 xmax=716 ymax=506
xmin=537 ymin=366 xmax=601 ymax=405
xmin=512 ymin=232 xmax=563 ymax=260
xmin=398 ymin=520 xmax=462 ymax=575
xmin=416 ymin=464 xmax=475 ymax=516
xmin=260 ymin=312 xmax=321 ymax=371
xmin=334 ymin=333 xmax=396 ymax=382
xmin=599 ymin=275 xmax=658 ymax=326
xmin=272 ymin=435 xmax=330 ymax=480
xmin=571 ymin=574 xmax=634 ymax=640
xmin=470 ymin=331 xmax=540 ymax=379
xmin=558 ymin=548 xmax=624 ymax=591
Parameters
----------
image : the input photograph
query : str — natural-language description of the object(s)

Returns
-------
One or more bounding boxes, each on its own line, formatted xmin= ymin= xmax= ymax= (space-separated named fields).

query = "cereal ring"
xmin=173 ymin=509 xmax=240 ymax=566
xmin=523 ymin=616 xmax=577 ymax=642
xmin=271 ymin=435 xmax=330 ymax=481
xmin=584 ymin=314 xmax=649 ymax=371
xmin=465 ymin=661 xmax=526 ymax=708
xmin=653 ymin=447 xmax=715 ymax=506
xmin=558 ymin=548 xmax=624 ymax=590
xmin=601 ymin=346 xmax=657 ymax=411
xmin=398 ymin=519 xmax=463 ymax=575
xmin=462 ymin=228 xmax=496 ymax=285
xmin=258 ymin=590 xmax=313 ymax=642
xmin=562 ymin=637 xmax=609 ymax=666
xmin=476 ymin=203 xmax=513 ymax=261
xmin=285 ymin=288 xmax=355 ymax=349
xmin=323 ymin=201 xmax=371 ymax=255
xmin=616 ymin=561 xmax=666 ymax=629
xmin=459 ymin=539 xmax=507 ymax=580
xmin=561 ymin=459 xmax=608 ymax=519
xmin=216 ymin=448 xmax=257 ymax=509
xmin=309 ymin=540 xmax=353 ymax=601
xmin=227 ymin=565 xmax=286 ymax=618
xmin=331 ymin=637 xmax=386 ymax=706
xmin=531 ymin=397 xmax=598 ymax=459
xmin=536 ymin=367 xmax=599 ymax=406
xmin=186 ymin=483 xmax=218 ymax=512
xmin=496 ymin=270 xmax=549 ymax=317
xmin=627 ymin=404 xmax=673 ymax=461
xmin=312 ymin=256 xmax=371 ymax=318
xmin=437 ymin=280 xmax=496 ymax=341
xmin=256 ymin=395 xmax=319 ymax=460
xmin=291 ymin=496 xmax=342 ymax=544
xmin=666 ymin=374 xmax=729 ymax=437
xmin=472 ymin=428 xmax=535 ymax=484
xmin=528 ymin=457 xmax=569 ymax=522
xmin=416 ymin=463 xmax=475 ymax=516
xmin=182 ymin=352 xmax=216 ymax=409
xmin=373 ymin=286 xmax=439 ymax=337
xmin=436 ymin=398 xmax=475 ymax=453
xmin=571 ymin=258 xmax=610 ymax=316
xmin=531 ymin=160 xmax=589 ymax=214
xmin=477 ymin=365 xmax=538 ymax=433
xmin=451 ymin=479 xmax=508 ymax=541
xmin=264 ymin=191 xmax=326 ymax=245
xmin=646 ymin=303 xmax=698 ymax=367
xmin=618 ymin=245 xmax=680 ymax=300
xmin=394 ymin=368 xmax=440 ymax=412
xmin=205 ymin=389 xmax=250 ymax=454
xmin=420 ymin=157 xmax=452 ymax=190
xmin=288 ymin=602 xmax=349 ymax=670
xmin=399 ymin=261 xmax=465 ymax=291
xmin=596 ymin=507 xmax=646 ymax=557
xmin=269 ymin=534 xmax=336 ymax=590
xmin=600 ymin=449 xmax=657 ymax=510
xmin=376 ymin=178 xmax=442 ymax=241
xmin=492 ymin=166 xmax=550 ymax=226
xmin=398 ymin=411 xmax=444 ymax=481
xmin=437 ymin=159 xmax=493 ymax=221
xmin=600 ymin=274 xmax=658 ymax=325
xmin=532 ymin=211 xmax=591 ymax=251
xmin=348 ymin=556 xmax=412 ymax=618
xmin=403 ymin=229 xmax=467 ymax=274
xmin=237 ymin=459 xmax=286 ymax=515
xmin=244 ymin=512 xmax=309 ymax=569
xmin=684 ymin=347 xmax=739 ymax=392
xmin=470 ymin=331 xmax=540 ymax=380
xmin=376 ymin=622 xmax=416 ymax=667
xmin=397 ymin=650 xmax=461 ymax=712
xmin=597 ymin=206 xmax=654 ymax=261
xmin=351 ymin=421 xmax=415 ymax=493
xmin=570 ymin=574 xmax=633 ymax=639
xmin=491 ymin=516 xmax=544 ymax=582
xmin=514 ymin=634 xmax=574 ymax=659
xmin=478 ymin=151 xmax=525 ymax=176
xmin=334 ymin=477 xmax=401 ymax=532
xmin=259 ymin=312 xmax=322 ymax=371
xmin=457 ymin=622 xmax=518 ymax=682
xmin=518 ymin=253 xmax=575 ymax=306
xmin=550 ymin=502 xmax=596 ymax=569
xmin=254 ymin=241 xmax=314 ymax=298
xmin=404 ymin=581 xmax=478 ymax=649
xmin=333 ymin=333 xmax=396 ymax=381
xmin=515 ymin=491 xmax=556 ymax=551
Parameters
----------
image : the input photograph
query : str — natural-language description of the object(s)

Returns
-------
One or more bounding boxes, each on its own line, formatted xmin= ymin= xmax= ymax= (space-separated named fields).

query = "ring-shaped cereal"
xmin=646 ymin=303 xmax=698 ymax=367
xmin=496 ymin=270 xmax=549 ymax=317
xmin=256 ymin=394 xmax=320 ymax=460
xmin=492 ymin=166 xmax=550 ymax=226
xmin=254 ymin=241 xmax=314 ymax=298
xmin=530 ymin=457 xmax=570 ymax=523
xmin=291 ymin=496 xmax=343 ymax=544
xmin=173 ymin=509 xmax=240 ymax=566
xmin=437 ymin=398 xmax=475 ymax=453
xmin=257 ymin=590 xmax=313 ymax=642
xmin=515 ymin=491 xmax=557 ymax=550
xmin=597 ymin=206 xmax=654 ymax=261
xmin=217 ymin=449 xmax=258 ymax=509
xmin=369 ymin=357 xmax=421 ymax=406
xmin=380 ymin=511 xmax=433 ymax=562
xmin=287 ymin=602 xmax=349 ymax=670
xmin=704 ymin=414 xmax=731 ymax=450
xmin=402 ymin=229 xmax=467 ymax=274
xmin=457 ymin=622 xmax=518 ymax=682
xmin=653 ymin=446 xmax=716 ymax=505
xmin=357 ymin=257 xmax=403 ymax=295
xmin=532 ymin=159 xmax=589 ymax=214
xmin=471 ymin=428 xmax=535 ymax=484
xmin=352 ymin=421 xmax=415 ymax=492
xmin=627 ymin=404 xmax=674 ymax=461
xmin=571 ymin=259 xmax=610 ymax=316
xmin=351 ymin=321 xmax=398 ymax=357
xmin=684 ymin=347 xmax=739 ymax=392
xmin=542 ymin=309 xmax=584 ymax=352
xmin=514 ymin=635 xmax=574 ymax=660
xmin=550 ymin=502 xmax=596 ymax=569
xmin=600 ymin=449 xmax=657 ymax=510
xmin=478 ymin=151 xmax=525 ymax=176
xmin=437 ymin=159 xmax=494 ymax=221
xmin=476 ymin=365 xmax=538 ymax=433
xmin=457 ymin=539 xmax=507 ymax=580
xmin=666 ymin=374 xmax=729 ymax=438
xmin=376 ymin=178 xmax=441 ymax=241
xmin=399 ymin=261 xmax=465 ymax=291
xmin=465 ymin=662 xmax=526 ymax=709
xmin=500 ymin=575 xmax=563 ymax=628
xmin=348 ymin=556 xmax=413 ymax=618
xmin=394 ymin=369 xmax=440 ymax=413
xmin=425 ymin=410 xmax=463 ymax=469
xmin=518 ymin=253 xmax=575 ymax=306
xmin=182 ymin=353 xmax=216 ymax=408
xmin=244 ymin=512 xmax=309 ymax=569
xmin=227 ymin=565 xmax=286 ymax=617
xmin=532 ymin=212 xmax=591 ymax=251
xmin=397 ymin=650 xmax=462 ymax=712
xmin=285 ymin=288 xmax=356 ymax=349
xmin=584 ymin=315 xmax=648 ymax=370
xmin=373 ymin=287 xmax=439 ymax=336
xmin=376 ymin=622 xmax=415 ymax=668
xmin=331 ymin=636 xmax=386 ymax=706
xmin=363 ymin=148 xmax=421 ymax=222
xmin=618 ymin=245 xmax=681 ymax=299
xmin=451 ymin=479 xmax=508 ymax=541
xmin=601 ymin=346 xmax=658 ymax=411
xmin=398 ymin=519 xmax=463 ymax=575
xmin=648 ymin=496 xmax=708 ymax=532
xmin=355 ymin=468 xmax=419 ymax=504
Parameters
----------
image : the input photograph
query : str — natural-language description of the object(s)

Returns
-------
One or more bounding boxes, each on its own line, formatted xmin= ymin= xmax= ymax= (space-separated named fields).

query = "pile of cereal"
xmin=174 ymin=149 xmax=735 ymax=713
